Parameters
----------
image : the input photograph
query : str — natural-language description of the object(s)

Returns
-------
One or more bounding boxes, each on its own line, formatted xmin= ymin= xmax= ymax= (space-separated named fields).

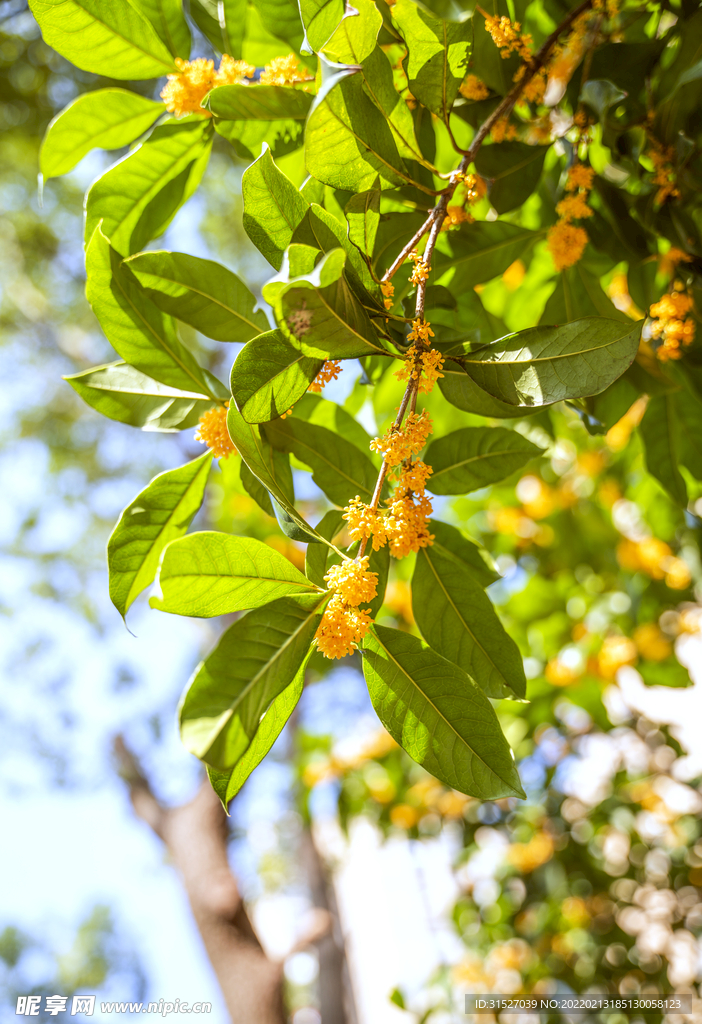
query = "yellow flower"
xmin=441 ymin=205 xmax=472 ymax=230
xmin=409 ymin=250 xmax=429 ymax=285
xmin=406 ymin=318 xmax=435 ymax=345
xmin=649 ymin=290 xmax=696 ymax=361
xmin=490 ymin=117 xmax=518 ymax=142
xmin=308 ymin=359 xmax=342 ymax=393
xmin=194 ymin=403 xmax=236 ymax=459
xmin=461 ymin=173 xmax=488 ymax=205
xmin=343 ymin=497 xmax=390 ymax=551
xmin=566 ymin=164 xmax=595 ymax=192
xmin=161 ymin=55 xmax=254 ymax=117
xmin=394 ymin=345 xmax=444 ymax=394
xmin=556 ymin=193 xmax=593 ymax=221
xmin=370 ymin=410 xmax=433 ymax=466
xmin=385 ymin=493 xmax=434 ymax=558
xmin=381 ymin=280 xmax=395 ymax=310
xmin=547 ymin=220 xmax=588 ymax=271
xmin=484 ymin=14 xmax=532 ymax=59
xmin=259 ymin=53 xmax=312 ymax=86
xmin=314 ymin=594 xmax=373 ymax=659
xmin=460 ymin=74 xmax=489 ymax=101
xmin=394 ymin=458 xmax=433 ymax=496
xmin=324 ymin=556 xmax=378 ymax=605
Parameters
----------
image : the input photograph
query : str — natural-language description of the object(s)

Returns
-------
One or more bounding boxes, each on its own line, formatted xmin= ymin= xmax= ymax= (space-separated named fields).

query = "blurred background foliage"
xmin=3 ymin=0 xmax=702 ymax=1020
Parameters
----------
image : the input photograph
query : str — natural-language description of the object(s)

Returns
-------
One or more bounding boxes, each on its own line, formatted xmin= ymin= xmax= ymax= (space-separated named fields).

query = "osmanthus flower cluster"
xmin=35 ymin=0 xmax=702 ymax=811
xmin=547 ymin=163 xmax=595 ymax=271
xmin=161 ymin=52 xmax=311 ymax=118
xmin=194 ymin=403 xmax=236 ymax=459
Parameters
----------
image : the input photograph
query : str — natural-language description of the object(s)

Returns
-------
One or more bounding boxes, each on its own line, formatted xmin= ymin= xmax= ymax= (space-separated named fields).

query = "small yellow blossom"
xmin=649 ymin=140 xmax=680 ymax=205
xmin=406 ymin=318 xmax=435 ymax=345
xmin=441 ymin=205 xmax=472 ymax=230
xmin=314 ymin=594 xmax=373 ymax=659
xmin=161 ymin=56 xmax=254 ymax=117
xmin=556 ymin=193 xmax=593 ymax=221
xmin=460 ymin=74 xmax=489 ymax=101
xmin=566 ymin=164 xmax=595 ymax=191
xmin=490 ymin=117 xmax=518 ymax=143
xmin=324 ymin=556 xmax=378 ymax=605
xmin=308 ymin=360 xmax=342 ymax=393
xmin=370 ymin=410 xmax=433 ymax=466
xmin=395 ymin=345 xmax=444 ymax=394
xmin=385 ymin=493 xmax=434 ymax=558
xmin=259 ymin=53 xmax=313 ymax=87
xmin=343 ymin=497 xmax=390 ymax=551
xmin=409 ymin=250 xmax=429 ymax=286
xmin=394 ymin=459 xmax=433 ymax=496
xmin=547 ymin=220 xmax=588 ymax=271
xmin=649 ymin=289 xmax=696 ymax=361
xmin=484 ymin=14 xmax=532 ymax=59
xmin=194 ymin=403 xmax=236 ymax=459
xmin=381 ymin=280 xmax=395 ymax=310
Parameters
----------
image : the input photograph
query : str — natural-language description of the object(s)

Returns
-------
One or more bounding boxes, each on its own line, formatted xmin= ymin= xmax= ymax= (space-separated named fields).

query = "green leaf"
xmin=322 ymin=0 xmax=382 ymax=64
xmin=392 ymin=0 xmax=470 ymax=121
xmin=85 ymin=117 xmax=212 ymax=256
xmin=130 ymin=0 xmax=191 ymax=58
xmin=207 ymin=668 xmax=304 ymax=807
xmin=540 ymin=263 xmax=631 ymax=324
xmin=462 ymin=318 xmax=643 ymax=408
xmin=227 ymin=400 xmax=322 ymax=542
xmin=231 ymin=330 xmax=322 ymax=423
xmin=206 ymin=667 xmax=304 ymax=811
xmin=293 ymin=393 xmax=373 ymax=453
xmin=108 ymin=451 xmax=212 ymax=617
xmin=126 ymin=250 xmax=268 ymax=343
xmin=300 ymin=0 xmax=345 ymax=52
xmin=152 ymin=531 xmax=319 ymax=617
xmin=345 ymin=189 xmax=381 ymax=258
xmin=64 ymin=361 xmax=214 ymax=431
xmin=305 ymin=510 xmax=346 ymax=586
xmin=264 ymin=416 xmax=378 ymax=505
xmin=180 ymin=593 xmax=324 ymax=767
xmin=242 ymin=147 xmax=310 ymax=270
xmin=85 ymin=227 xmax=217 ymax=398
xmin=240 ymin=460 xmax=276 ymax=518
xmin=474 ymin=142 xmax=550 ymax=215
xmin=208 ymin=83 xmax=313 ymax=121
xmin=215 ymin=116 xmax=304 ymax=161
xmin=305 ymin=62 xmax=412 ymax=192
xmin=40 ymin=89 xmax=163 ymax=180
xmin=639 ymin=395 xmax=687 ymax=506
xmin=292 ymin=204 xmax=381 ymax=305
xmin=425 ymin=426 xmax=542 ymax=495
xmin=434 ymin=221 xmax=540 ymax=290
xmin=439 ymin=361 xmax=534 ymax=418
xmin=188 ymin=0 xmax=228 ymax=52
xmin=28 ymin=0 xmax=177 ymax=79
xmin=429 ymin=519 xmax=499 ymax=589
xmin=256 ymin=0 xmax=305 ymax=51
xmin=412 ymin=545 xmax=526 ymax=700
xmin=221 ymin=0 xmax=247 ymax=58
xmin=266 ymin=248 xmax=386 ymax=360
xmin=362 ymin=626 xmax=524 ymax=798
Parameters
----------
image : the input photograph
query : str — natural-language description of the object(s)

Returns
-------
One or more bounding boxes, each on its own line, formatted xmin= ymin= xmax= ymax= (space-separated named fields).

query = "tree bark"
xmin=114 ymin=738 xmax=285 ymax=1024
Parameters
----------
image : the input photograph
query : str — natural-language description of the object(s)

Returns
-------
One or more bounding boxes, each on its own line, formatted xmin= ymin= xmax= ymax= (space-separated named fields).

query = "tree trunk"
xmin=114 ymin=739 xmax=285 ymax=1024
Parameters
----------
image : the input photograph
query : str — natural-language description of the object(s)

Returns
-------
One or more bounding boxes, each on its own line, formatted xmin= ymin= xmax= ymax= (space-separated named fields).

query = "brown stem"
xmin=381 ymin=209 xmax=437 ymax=284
